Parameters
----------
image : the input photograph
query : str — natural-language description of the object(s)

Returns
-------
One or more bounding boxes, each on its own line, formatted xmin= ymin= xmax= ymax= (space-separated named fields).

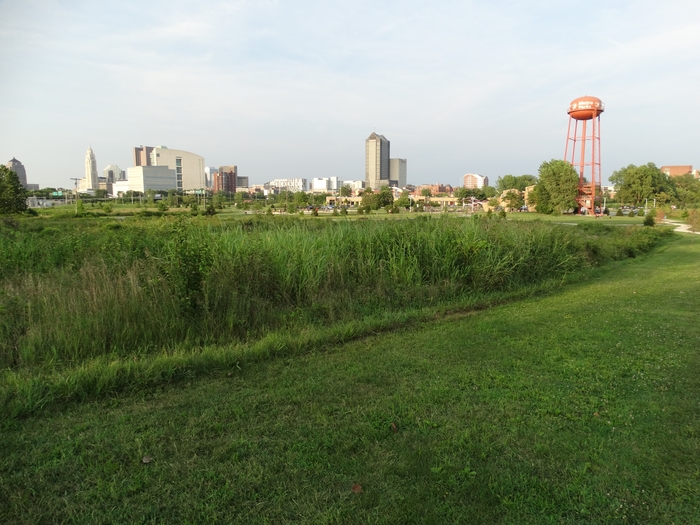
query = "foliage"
xmin=2 ymin=234 xmax=698 ymax=524
xmin=496 ymin=174 xmax=538 ymax=192
xmin=610 ymin=163 xmax=676 ymax=205
xmin=340 ymin=184 xmax=353 ymax=197
xmin=376 ymin=186 xmax=394 ymax=208
xmin=533 ymin=160 xmax=579 ymax=214
xmin=643 ymin=213 xmax=655 ymax=227
xmin=687 ymin=209 xmax=700 ymax=232
xmin=0 ymin=216 xmax=671 ymax=378
xmin=616 ymin=208 xmax=624 ymax=217
xmin=0 ymin=165 xmax=28 ymax=214
xmin=420 ymin=188 xmax=432 ymax=198
xmin=395 ymin=190 xmax=411 ymax=208
xmin=502 ymin=190 xmax=524 ymax=211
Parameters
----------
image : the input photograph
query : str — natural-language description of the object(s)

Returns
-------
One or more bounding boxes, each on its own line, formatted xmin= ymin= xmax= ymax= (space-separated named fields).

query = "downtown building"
xmin=269 ymin=178 xmax=308 ymax=192
xmin=365 ymin=132 xmax=407 ymax=189
xmin=463 ymin=173 xmax=489 ymax=189
xmin=5 ymin=158 xmax=28 ymax=188
xmin=213 ymin=165 xmax=237 ymax=193
xmin=132 ymin=145 xmax=206 ymax=192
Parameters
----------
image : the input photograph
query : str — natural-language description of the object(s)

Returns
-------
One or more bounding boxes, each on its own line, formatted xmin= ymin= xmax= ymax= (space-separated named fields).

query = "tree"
xmin=483 ymin=186 xmax=497 ymax=198
xmin=497 ymin=174 xmax=538 ymax=192
xmin=395 ymin=190 xmax=411 ymax=209
xmin=293 ymin=191 xmax=309 ymax=207
xmin=497 ymin=174 xmax=519 ymax=192
xmin=503 ymin=190 xmax=524 ymax=211
xmin=671 ymin=174 xmax=700 ymax=208
xmin=0 ymin=165 xmax=28 ymax=214
xmin=361 ymin=187 xmax=379 ymax=210
xmin=340 ymin=184 xmax=353 ymax=197
xmin=534 ymin=160 xmax=578 ymax=214
xmin=377 ymin=185 xmax=394 ymax=208
xmin=420 ymin=188 xmax=432 ymax=199
xmin=609 ymin=163 xmax=675 ymax=205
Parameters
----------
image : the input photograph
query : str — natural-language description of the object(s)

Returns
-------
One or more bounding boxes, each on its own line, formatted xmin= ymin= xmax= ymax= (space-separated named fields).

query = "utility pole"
xmin=70 ymin=178 xmax=80 ymax=213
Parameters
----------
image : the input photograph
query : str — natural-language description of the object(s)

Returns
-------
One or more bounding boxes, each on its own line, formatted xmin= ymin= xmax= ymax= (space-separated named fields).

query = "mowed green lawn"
xmin=2 ymin=234 xmax=699 ymax=524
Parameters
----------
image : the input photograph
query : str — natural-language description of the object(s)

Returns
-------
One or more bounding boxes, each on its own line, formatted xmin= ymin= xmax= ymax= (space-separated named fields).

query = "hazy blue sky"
xmin=1 ymin=0 xmax=699 ymax=188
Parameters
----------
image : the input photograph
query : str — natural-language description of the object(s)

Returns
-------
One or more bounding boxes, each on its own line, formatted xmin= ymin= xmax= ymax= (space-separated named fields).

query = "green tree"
xmin=497 ymin=174 xmax=538 ymax=192
xmin=503 ymin=190 xmax=524 ymax=211
xmin=671 ymin=174 xmax=700 ymax=208
xmin=395 ymin=190 xmax=411 ymax=209
xmin=420 ymin=188 xmax=432 ymax=199
xmin=340 ymin=184 xmax=353 ymax=197
xmin=361 ymin=187 xmax=379 ymax=210
xmin=0 ymin=165 xmax=28 ymax=214
xmin=610 ymin=163 xmax=675 ymax=205
xmin=483 ymin=186 xmax=497 ymax=198
xmin=497 ymin=175 xmax=519 ymax=192
xmin=377 ymin=186 xmax=394 ymax=208
xmin=534 ymin=160 xmax=579 ymax=214
xmin=293 ymin=191 xmax=309 ymax=207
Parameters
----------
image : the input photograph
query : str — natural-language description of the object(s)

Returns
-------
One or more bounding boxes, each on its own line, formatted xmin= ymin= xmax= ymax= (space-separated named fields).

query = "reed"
xmin=0 ymin=216 xmax=669 ymax=371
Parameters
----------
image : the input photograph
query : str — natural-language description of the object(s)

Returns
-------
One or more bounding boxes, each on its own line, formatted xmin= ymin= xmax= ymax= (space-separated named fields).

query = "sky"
xmin=1 ymin=0 xmax=699 ymax=189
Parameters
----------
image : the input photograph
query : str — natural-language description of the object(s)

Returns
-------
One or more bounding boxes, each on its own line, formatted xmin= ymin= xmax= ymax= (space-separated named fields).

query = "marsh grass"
xmin=0 ymin=216 xmax=670 ymax=416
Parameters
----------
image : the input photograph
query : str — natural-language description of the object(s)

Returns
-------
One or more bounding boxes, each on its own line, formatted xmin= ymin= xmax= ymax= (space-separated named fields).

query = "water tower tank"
xmin=567 ymin=96 xmax=605 ymax=121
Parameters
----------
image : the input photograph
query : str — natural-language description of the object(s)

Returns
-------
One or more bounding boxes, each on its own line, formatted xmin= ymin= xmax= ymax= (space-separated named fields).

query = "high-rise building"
xmin=463 ymin=173 xmax=488 ymax=189
xmin=236 ymin=176 xmax=249 ymax=188
xmin=114 ymin=166 xmax=177 ymax=195
xmin=204 ymin=167 xmax=218 ymax=188
xmin=150 ymin=146 xmax=205 ymax=192
xmin=214 ymin=166 xmax=237 ymax=193
xmin=311 ymin=177 xmax=341 ymax=192
xmin=133 ymin=146 xmax=154 ymax=167
xmin=389 ymin=158 xmax=407 ymax=188
xmin=85 ymin=147 xmax=98 ymax=190
xmin=365 ymin=132 xmax=390 ymax=190
xmin=269 ymin=178 xmax=307 ymax=192
xmin=103 ymin=165 xmax=125 ymax=183
xmin=5 ymin=158 xmax=27 ymax=188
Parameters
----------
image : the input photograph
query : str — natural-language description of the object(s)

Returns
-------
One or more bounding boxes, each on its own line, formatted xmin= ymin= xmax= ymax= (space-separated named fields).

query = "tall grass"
xmin=0 ymin=216 xmax=669 ymax=371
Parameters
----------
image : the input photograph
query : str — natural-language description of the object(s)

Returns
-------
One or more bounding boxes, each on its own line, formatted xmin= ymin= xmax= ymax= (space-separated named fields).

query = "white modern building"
xmin=150 ymin=146 xmax=205 ymax=192
xmin=103 ymin=165 xmax=125 ymax=183
xmin=343 ymin=180 xmax=365 ymax=190
xmin=463 ymin=173 xmax=489 ymax=189
xmin=113 ymin=166 xmax=177 ymax=195
xmin=389 ymin=159 xmax=407 ymax=188
xmin=269 ymin=178 xmax=308 ymax=192
xmin=366 ymin=132 xmax=390 ymax=190
xmin=311 ymin=177 xmax=341 ymax=192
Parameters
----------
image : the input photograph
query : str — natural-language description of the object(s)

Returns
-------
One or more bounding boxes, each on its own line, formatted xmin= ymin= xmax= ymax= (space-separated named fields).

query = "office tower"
xmin=133 ymin=146 xmax=154 ymax=167
xmin=365 ymin=132 xmax=390 ymax=190
xmin=214 ymin=166 xmax=237 ymax=193
xmin=85 ymin=146 xmax=99 ymax=190
xmin=5 ymin=158 xmax=27 ymax=188
xmin=103 ymin=165 xmax=125 ymax=183
xmin=389 ymin=158 xmax=407 ymax=188
xmin=150 ymin=146 xmax=205 ymax=192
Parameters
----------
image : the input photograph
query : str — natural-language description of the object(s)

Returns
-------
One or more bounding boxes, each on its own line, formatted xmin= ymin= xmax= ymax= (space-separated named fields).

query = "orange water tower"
xmin=565 ymin=96 xmax=604 ymax=215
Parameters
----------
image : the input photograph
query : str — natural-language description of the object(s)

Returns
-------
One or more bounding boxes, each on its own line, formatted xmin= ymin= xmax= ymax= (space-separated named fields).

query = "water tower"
xmin=564 ymin=96 xmax=604 ymax=214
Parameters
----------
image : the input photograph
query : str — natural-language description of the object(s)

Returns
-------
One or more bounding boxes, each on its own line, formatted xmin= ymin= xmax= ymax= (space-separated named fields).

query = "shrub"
xmin=616 ymin=208 xmax=624 ymax=217
xmin=643 ymin=214 xmax=655 ymax=227
xmin=628 ymin=209 xmax=636 ymax=217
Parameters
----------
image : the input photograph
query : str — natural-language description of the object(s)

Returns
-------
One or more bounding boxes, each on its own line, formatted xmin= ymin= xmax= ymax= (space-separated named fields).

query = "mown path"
xmin=2 ymin=233 xmax=700 ymax=524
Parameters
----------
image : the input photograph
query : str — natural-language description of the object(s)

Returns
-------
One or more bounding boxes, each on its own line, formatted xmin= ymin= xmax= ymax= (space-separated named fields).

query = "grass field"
xmin=1 ymin=232 xmax=698 ymax=523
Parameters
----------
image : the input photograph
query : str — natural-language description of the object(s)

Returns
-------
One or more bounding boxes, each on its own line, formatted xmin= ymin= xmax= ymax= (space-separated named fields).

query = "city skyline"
xmin=1 ymin=1 xmax=699 ymax=189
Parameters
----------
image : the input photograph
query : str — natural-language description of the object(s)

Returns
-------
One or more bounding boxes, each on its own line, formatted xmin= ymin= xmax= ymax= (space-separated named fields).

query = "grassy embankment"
xmin=1 ymin=228 xmax=698 ymax=523
xmin=0 ymin=215 xmax=669 ymax=420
